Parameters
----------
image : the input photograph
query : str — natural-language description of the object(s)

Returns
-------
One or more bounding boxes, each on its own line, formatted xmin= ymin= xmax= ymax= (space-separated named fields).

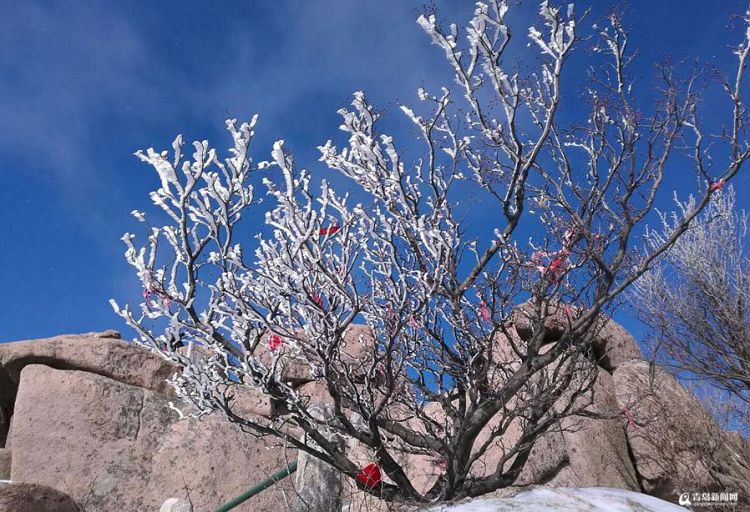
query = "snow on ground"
xmin=428 ymin=487 xmax=688 ymax=511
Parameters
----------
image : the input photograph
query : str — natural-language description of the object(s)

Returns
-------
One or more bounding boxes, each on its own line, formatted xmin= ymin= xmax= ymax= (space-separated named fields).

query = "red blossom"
xmin=319 ymin=225 xmax=341 ymax=236
xmin=268 ymin=334 xmax=283 ymax=351
xmin=356 ymin=463 xmax=382 ymax=488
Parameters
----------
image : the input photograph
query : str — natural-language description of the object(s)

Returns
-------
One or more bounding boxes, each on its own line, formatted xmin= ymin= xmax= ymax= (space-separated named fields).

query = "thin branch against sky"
xmin=0 ymin=0 xmax=748 ymax=342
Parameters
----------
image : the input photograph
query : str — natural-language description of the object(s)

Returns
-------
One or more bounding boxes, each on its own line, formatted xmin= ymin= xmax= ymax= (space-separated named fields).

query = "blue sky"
xmin=1 ymin=0 xmax=748 ymax=342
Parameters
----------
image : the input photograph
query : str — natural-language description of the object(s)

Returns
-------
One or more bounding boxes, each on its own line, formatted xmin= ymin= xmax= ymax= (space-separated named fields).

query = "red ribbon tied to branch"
xmin=319 ymin=225 xmax=340 ymax=236
xmin=478 ymin=301 xmax=491 ymax=322
xmin=142 ymin=274 xmax=172 ymax=309
xmin=356 ymin=463 xmax=382 ymax=488
xmin=531 ymin=248 xmax=569 ymax=283
xmin=709 ymin=178 xmax=726 ymax=193
xmin=267 ymin=334 xmax=283 ymax=352
xmin=312 ymin=293 xmax=324 ymax=308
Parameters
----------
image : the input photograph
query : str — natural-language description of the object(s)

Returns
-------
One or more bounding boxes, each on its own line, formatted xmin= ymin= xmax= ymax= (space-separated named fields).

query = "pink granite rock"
xmin=0 ymin=330 xmax=177 ymax=397
xmin=0 ymin=482 xmax=79 ymax=512
xmin=560 ymin=369 xmax=639 ymax=490
xmin=9 ymin=364 xmax=296 ymax=512
xmin=613 ymin=360 xmax=750 ymax=502
xmin=0 ymin=448 xmax=10 ymax=480
xmin=590 ymin=319 xmax=642 ymax=372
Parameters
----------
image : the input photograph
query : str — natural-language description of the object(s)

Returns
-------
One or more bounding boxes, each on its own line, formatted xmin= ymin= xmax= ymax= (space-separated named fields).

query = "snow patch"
xmin=429 ymin=487 xmax=688 ymax=512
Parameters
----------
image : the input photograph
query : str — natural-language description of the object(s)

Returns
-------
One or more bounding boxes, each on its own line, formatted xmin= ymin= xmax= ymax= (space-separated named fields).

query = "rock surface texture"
xmin=0 ymin=330 xmax=176 ymax=418
xmin=613 ymin=360 xmax=750 ymax=502
xmin=0 ymin=330 xmax=301 ymax=512
xmin=0 ymin=482 xmax=80 ymax=512
xmin=558 ymin=369 xmax=640 ymax=490
xmin=0 ymin=448 xmax=10 ymax=480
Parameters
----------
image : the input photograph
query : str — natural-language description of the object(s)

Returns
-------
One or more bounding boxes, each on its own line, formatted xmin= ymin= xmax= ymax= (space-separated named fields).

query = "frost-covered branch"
xmin=631 ymin=187 xmax=750 ymax=431
xmin=112 ymin=1 xmax=750 ymax=505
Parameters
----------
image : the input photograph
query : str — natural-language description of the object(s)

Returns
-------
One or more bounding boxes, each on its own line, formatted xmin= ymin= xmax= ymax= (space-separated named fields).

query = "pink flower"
xmin=531 ymin=250 xmax=548 ymax=263
xmin=546 ymin=249 xmax=569 ymax=281
xmin=267 ymin=335 xmax=283 ymax=351
xmin=530 ymin=248 xmax=570 ymax=283
xmin=409 ymin=315 xmax=420 ymax=328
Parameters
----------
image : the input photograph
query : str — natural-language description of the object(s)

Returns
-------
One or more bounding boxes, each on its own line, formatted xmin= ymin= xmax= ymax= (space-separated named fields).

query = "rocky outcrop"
xmin=559 ymin=369 xmax=639 ymax=490
xmin=9 ymin=364 xmax=296 ymax=512
xmin=509 ymin=301 xmax=642 ymax=372
xmin=336 ymin=368 xmax=640 ymax=512
xmin=0 ymin=482 xmax=79 ymax=512
xmin=590 ymin=319 xmax=642 ymax=372
xmin=294 ymin=439 xmax=344 ymax=512
xmin=0 ymin=330 xmax=177 ymax=426
xmin=229 ymin=384 xmax=275 ymax=418
xmin=460 ymin=367 xmax=640 ymax=492
xmin=0 ymin=405 xmax=9 ymax=450
xmin=613 ymin=360 xmax=750 ymax=502
xmin=511 ymin=301 xmax=574 ymax=343
xmin=0 ymin=330 xmax=176 ymax=392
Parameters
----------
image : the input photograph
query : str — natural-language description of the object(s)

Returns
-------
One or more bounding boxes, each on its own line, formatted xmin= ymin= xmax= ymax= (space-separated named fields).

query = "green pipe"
xmin=214 ymin=460 xmax=298 ymax=512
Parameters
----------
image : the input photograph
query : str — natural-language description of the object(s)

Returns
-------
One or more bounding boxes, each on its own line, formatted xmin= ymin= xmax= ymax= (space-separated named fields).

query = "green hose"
xmin=214 ymin=460 xmax=298 ymax=512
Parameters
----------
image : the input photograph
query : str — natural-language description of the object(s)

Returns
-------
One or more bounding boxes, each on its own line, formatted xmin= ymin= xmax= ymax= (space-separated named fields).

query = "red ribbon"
xmin=267 ymin=335 xmax=283 ymax=351
xmin=356 ymin=463 xmax=382 ymax=488
xmin=319 ymin=225 xmax=341 ymax=236
xmin=709 ymin=178 xmax=726 ymax=192
xmin=479 ymin=301 xmax=491 ymax=322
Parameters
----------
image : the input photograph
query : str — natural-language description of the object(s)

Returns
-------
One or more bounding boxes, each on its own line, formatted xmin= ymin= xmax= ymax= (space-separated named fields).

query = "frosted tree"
xmin=112 ymin=2 xmax=750 ymax=504
xmin=631 ymin=186 xmax=750 ymax=433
